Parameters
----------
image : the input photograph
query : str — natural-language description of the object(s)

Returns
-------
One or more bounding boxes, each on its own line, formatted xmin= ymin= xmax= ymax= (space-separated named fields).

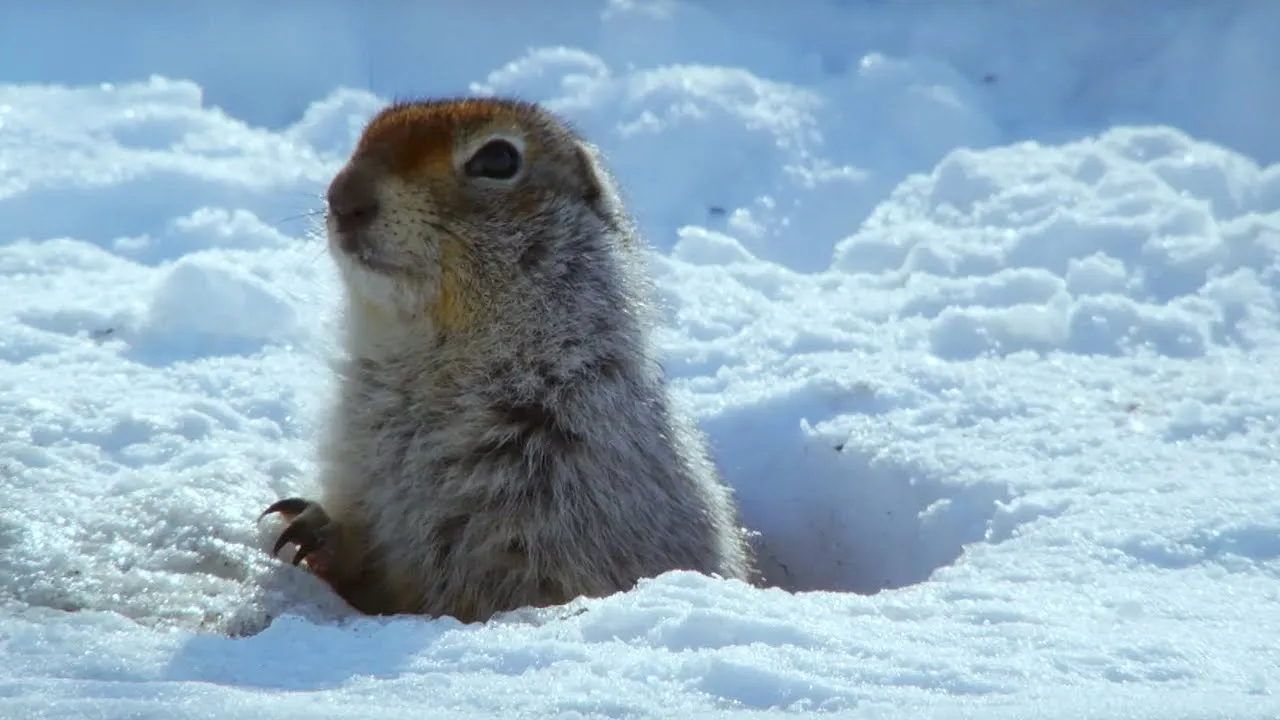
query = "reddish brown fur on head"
xmin=351 ymin=98 xmax=548 ymax=181
xmin=324 ymin=97 xmax=611 ymax=331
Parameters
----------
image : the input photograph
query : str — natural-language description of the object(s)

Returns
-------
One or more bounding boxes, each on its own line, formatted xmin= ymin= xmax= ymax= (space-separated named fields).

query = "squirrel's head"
xmin=325 ymin=97 xmax=619 ymax=331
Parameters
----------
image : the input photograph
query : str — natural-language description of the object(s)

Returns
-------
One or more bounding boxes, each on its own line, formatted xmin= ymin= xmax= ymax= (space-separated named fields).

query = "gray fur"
xmin=274 ymin=98 xmax=755 ymax=622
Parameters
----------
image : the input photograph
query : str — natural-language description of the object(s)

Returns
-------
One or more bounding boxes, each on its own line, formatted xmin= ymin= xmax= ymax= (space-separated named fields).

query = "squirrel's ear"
xmin=572 ymin=140 xmax=607 ymax=210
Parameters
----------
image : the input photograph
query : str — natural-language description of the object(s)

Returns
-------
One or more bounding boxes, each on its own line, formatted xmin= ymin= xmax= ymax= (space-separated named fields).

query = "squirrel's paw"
xmin=260 ymin=497 xmax=336 ymax=576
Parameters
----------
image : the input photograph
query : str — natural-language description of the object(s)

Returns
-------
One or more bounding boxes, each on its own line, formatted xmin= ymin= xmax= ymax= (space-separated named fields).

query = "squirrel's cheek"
xmin=427 ymin=239 xmax=474 ymax=333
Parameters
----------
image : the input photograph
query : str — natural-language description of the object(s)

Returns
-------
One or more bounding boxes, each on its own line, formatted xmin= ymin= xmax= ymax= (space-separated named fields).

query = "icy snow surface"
xmin=3 ymin=0 xmax=1280 ymax=717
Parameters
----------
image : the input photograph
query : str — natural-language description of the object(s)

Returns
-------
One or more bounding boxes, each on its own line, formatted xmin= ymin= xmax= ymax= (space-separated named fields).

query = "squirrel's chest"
xmin=339 ymin=372 xmax=487 ymax=481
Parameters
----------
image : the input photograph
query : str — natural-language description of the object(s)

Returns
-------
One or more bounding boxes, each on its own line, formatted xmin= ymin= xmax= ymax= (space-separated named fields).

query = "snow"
xmin=2 ymin=0 xmax=1280 ymax=716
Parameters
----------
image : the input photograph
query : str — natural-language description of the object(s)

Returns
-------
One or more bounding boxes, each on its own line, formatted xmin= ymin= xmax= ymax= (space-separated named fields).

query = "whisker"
xmin=275 ymin=209 xmax=326 ymax=226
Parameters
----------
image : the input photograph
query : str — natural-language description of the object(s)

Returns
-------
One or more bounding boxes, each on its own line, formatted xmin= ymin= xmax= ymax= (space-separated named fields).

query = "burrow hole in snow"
xmin=701 ymin=384 xmax=1012 ymax=595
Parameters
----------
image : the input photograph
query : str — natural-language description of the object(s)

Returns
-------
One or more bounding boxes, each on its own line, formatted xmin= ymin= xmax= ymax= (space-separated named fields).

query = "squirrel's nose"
xmin=327 ymin=166 xmax=380 ymax=236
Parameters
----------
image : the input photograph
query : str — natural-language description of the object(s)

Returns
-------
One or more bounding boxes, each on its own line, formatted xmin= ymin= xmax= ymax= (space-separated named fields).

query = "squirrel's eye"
xmin=463 ymin=139 xmax=522 ymax=181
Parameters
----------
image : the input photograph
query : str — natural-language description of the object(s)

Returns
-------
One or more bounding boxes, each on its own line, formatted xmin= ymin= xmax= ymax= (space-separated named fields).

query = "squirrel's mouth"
xmin=329 ymin=227 xmax=405 ymax=277
xmin=352 ymin=250 xmax=401 ymax=275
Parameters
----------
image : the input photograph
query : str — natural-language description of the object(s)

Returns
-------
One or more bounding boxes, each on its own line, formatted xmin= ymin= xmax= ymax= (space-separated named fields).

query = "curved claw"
xmin=260 ymin=497 xmax=334 ymax=572
xmin=259 ymin=497 xmax=311 ymax=521
xmin=273 ymin=518 xmax=320 ymax=565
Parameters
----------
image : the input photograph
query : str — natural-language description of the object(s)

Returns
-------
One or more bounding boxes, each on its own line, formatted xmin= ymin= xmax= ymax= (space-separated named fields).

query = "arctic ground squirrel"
xmin=261 ymin=97 xmax=756 ymax=622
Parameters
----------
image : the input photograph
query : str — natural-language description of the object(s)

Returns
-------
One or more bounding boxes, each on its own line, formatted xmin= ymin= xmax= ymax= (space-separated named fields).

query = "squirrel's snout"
xmin=327 ymin=165 xmax=380 ymax=239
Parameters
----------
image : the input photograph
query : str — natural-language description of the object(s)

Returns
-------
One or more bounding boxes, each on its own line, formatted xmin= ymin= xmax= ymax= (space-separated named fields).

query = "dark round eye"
xmin=463 ymin=139 xmax=522 ymax=181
